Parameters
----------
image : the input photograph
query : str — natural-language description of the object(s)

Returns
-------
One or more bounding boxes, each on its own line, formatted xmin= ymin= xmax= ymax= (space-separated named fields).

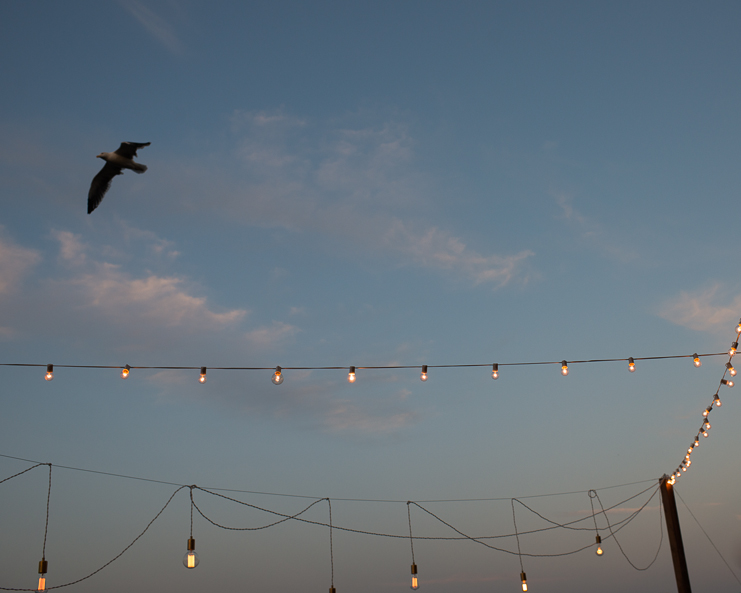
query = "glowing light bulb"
xmin=420 ymin=365 xmax=428 ymax=382
xmin=37 ymin=559 xmax=47 ymax=592
xmin=722 ymin=378 xmax=734 ymax=387
xmin=686 ymin=459 xmax=691 ymax=466
xmin=595 ymin=534 xmax=603 ymax=556
xmin=520 ymin=572 xmax=528 ymax=592
xmin=737 ymin=320 xmax=741 ymax=333
xmin=694 ymin=436 xmax=699 ymax=447
xmin=183 ymin=538 xmax=199 ymax=569
xmin=702 ymin=407 xmax=710 ymax=417
xmin=561 ymin=360 xmax=569 ymax=376
xmin=410 ymin=563 xmax=419 ymax=590
xmin=348 ymin=366 xmax=356 ymax=383
xmin=730 ymin=342 xmax=738 ymax=357
xmin=714 ymin=395 xmax=722 ymax=407
xmin=45 ymin=364 xmax=53 ymax=381
xmin=702 ymin=429 xmax=709 ymax=438
xmin=121 ymin=364 xmax=130 ymax=379
xmin=271 ymin=366 xmax=284 ymax=385
xmin=681 ymin=465 xmax=687 ymax=472
xmin=726 ymin=362 xmax=737 ymax=376
xmin=199 ymin=367 xmax=207 ymax=383
xmin=703 ymin=419 xmax=711 ymax=430
xmin=693 ymin=354 xmax=701 ymax=368
xmin=492 ymin=363 xmax=499 ymax=380
xmin=628 ymin=357 xmax=635 ymax=372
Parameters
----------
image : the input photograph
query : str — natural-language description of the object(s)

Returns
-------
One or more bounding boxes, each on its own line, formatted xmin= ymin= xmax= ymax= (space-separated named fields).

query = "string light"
xmin=702 ymin=406 xmax=711 ymax=418
xmin=199 ymin=367 xmax=207 ymax=384
xmin=561 ymin=360 xmax=569 ymax=376
xmin=348 ymin=366 xmax=356 ymax=383
xmin=420 ymin=365 xmax=428 ymax=382
xmin=271 ymin=366 xmax=284 ymax=385
xmin=721 ymin=378 xmax=734 ymax=387
xmin=594 ymin=534 xmax=603 ymax=556
xmin=44 ymin=364 xmax=53 ymax=381
xmin=410 ymin=564 xmax=418 ymax=590
xmin=183 ymin=538 xmax=199 ymax=569
xmin=713 ymin=394 xmax=721 ymax=407
xmin=628 ymin=357 xmax=635 ymax=372
xmin=520 ymin=571 xmax=528 ymax=592
xmin=726 ymin=362 xmax=736 ymax=376
xmin=121 ymin=364 xmax=131 ymax=379
xmin=729 ymin=342 xmax=737 ymax=357
xmin=693 ymin=353 xmax=702 ymax=368
xmin=37 ymin=559 xmax=47 ymax=592
xmin=491 ymin=363 xmax=499 ymax=379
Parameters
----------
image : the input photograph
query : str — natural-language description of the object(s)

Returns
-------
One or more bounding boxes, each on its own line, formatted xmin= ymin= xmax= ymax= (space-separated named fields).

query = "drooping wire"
xmin=407 ymin=502 xmax=416 ymax=565
xmin=675 ymin=490 xmax=741 ymax=586
xmin=0 ymin=485 xmax=189 ymax=591
xmin=511 ymin=499 xmax=525 ymax=573
xmin=589 ymin=488 xmax=663 ymax=571
xmin=327 ymin=498 xmax=334 ymax=591
xmin=41 ymin=464 xmax=52 ymax=561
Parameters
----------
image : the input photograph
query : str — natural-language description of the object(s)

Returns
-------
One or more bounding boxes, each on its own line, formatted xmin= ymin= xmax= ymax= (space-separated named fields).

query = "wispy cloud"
xmin=119 ymin=0 xmax=184 ymax=54
xmin=0 ymin=232 xmax=41 ymax=293
xmin=659 ymin=284 xmax=741 ymax=333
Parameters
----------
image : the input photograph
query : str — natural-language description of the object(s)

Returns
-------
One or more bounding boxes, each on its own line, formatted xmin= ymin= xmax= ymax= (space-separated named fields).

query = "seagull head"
xmin=96 ymin=153 xmax=107 ymax=159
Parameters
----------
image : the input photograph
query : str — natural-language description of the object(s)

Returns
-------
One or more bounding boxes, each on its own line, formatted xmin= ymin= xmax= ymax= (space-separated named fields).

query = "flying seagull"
xmin=87 ymin=142 xmax=150 ymax=214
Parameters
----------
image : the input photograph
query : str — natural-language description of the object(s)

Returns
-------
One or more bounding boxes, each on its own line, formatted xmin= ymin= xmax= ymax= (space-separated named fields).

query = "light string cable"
xmin=590 ymin=488 xmax=664 ymax=571
xmin=0 ymin=484 xmax=189 ymax=591
xmin=668 ymin=317 xmax=741 ymax=481
xmin=674 ymin=489 xmax=741 ymax=586
xmin=0 ymin=451 xmax=657 ymax=502
xmin=407 ymin=502 xmax=416 ymax=566
xmin=327 ymin=498 xmax=335 ymax=593
xmin=191 ymin=482 xmax=657 ymax=551
xmin=41 ymin=464 xmax=52 ymax=566
xmin=511 ymin=498 xmax=525 ymax=576
xmin=3 ymin=351 xmax=729 ymax=383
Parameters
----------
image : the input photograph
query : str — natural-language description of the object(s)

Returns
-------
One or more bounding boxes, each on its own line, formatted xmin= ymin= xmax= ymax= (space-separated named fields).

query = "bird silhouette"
xmin=87 ymin=142 xmax=150 ymax=214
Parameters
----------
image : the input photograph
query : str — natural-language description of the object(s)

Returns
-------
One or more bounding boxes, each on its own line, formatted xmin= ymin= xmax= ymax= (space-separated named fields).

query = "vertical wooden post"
xmin=659 ymin=475 xmax=692 ymax=593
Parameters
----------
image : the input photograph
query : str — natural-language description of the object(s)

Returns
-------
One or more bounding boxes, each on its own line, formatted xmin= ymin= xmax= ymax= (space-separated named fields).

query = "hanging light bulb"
xmin=410 ymin=563 xmax=419 ymax=590
xmin=520 ymin=571 xmax=528 ymax=592
xmin=713 ymin=394 xmax=722 ymax=407
xmin=703 ymin=419 xmax=711 ymax=430
xmin=183 ymin=538 xmax=199 ymax=569
xmin=628 ymin=357 xmax=635 ymax=372
xmin=561 ymin=360 xmax=569 ymax=376
xmin=686 ymin=459 xmax=692 ymax=466
xmin=703 ymin=428 xmax=709 ymax=438
xmin=271 ymin=366 xmax=284 ymax=385
xmin=37 ymin=559 xmax=47 ymax=592
xmin=491 ymin=363 xmax=499 ymax=380
xmin=595 ymin=534 xmax=603 ymax=556
xmin=121 ymin=364 xmax=131 ymax=379
xmin=726 ymin=362 xmax=737 ymax=377
xmin=702 ymin=406 xmax=711 ymax=417
xmin=199 ymin=367 xmax=207 ymax=384
xmin=730 ymin=342 xmax=738 ymax=357
xmin=681 ymin=465 xmax=687 ymax=472
xmin=694 ymin=436 xmax=699 ymax=447
xmin=420 ymin=365 xmax=428 ymax=382
xmin=45 ymin=364 xmax=53 ymax=381
xmin=722 ymin=379 xmax=734 ymax=387
xmin=693 ymin=354 xmax=702 ymax=368
xmin=348 ymin=366 xmax=356 ymax=383
xmin=737 ymin=319 xmax=741 ymax=334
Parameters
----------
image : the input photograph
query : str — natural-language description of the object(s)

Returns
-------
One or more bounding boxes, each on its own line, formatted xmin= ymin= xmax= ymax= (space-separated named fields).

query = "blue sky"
xmin=1 ymin=1 xmax=740 ymax=592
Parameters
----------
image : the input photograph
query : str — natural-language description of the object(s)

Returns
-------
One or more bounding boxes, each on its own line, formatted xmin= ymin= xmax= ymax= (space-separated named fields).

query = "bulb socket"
xmin=411 ymin=563 xmax=418 ymax=575
xmin=38 ymin=560 xmax=48 ymax=574
xmin=187 ymin=537 xmax=196 ymax=551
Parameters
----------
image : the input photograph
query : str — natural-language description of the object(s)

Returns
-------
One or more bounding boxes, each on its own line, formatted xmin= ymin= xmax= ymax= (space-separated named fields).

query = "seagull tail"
xmin=131 ymin=163 xmax=147 ymax=174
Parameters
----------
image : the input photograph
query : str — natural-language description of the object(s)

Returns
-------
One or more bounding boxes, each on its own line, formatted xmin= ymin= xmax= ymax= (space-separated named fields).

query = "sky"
xmin=0 ymin=1 xmax=740 ymax=591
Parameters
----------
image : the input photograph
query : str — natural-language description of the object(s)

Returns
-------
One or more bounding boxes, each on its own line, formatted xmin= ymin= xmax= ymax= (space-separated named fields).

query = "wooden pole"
xmin=659 ymin=475 xmax=692 ymax=593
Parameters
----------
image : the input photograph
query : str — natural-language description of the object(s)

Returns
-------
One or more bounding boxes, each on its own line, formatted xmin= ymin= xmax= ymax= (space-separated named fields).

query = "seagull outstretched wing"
xmin=88 ymin=162 xmax=122 ymax=214
xmin=114 ymin=141 xmax=151 ymax=159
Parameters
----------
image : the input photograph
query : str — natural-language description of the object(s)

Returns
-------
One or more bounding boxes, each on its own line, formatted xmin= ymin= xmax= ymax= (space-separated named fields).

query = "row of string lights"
xmin=7 ymin=350 xmax=734 ymax=384
xmin=665 ymin=320 xmax=741 ymax=485
xmin=0 ymin=457 xmax=663 ymax=593
xmin=2 ymin=319 xmax=739 ymax=591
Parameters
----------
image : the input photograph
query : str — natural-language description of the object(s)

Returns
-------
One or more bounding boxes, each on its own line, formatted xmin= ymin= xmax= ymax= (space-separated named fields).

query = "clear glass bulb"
xmin=596 ymin=545 xmax=603 ymax=556
xmin=730 ymin=343 xmax=738 ymax=357
xmin=37 ymin=576 xmax=46 ymax=592
xmin=348 ymin=367 xmax=356 ymax=383
xmin=183 ymin=550 xmax=199 ymax=568
xmin=628 ymin=362 xmax=635 ymax=372
xmin=714 ymin=396 xmax=722 ymax=407
xmin=595 ymin=535 xmax=603 ymax=556
xmin=724 ymin=379 xmax=734 ymax=387
xmin=45 ymin=372 xmax=53 ymax=381
xmin=410 ymin=564 xmax=419 ymax=590
xmin=121 ymin=366 xmax=130 ymax=379
xmin=492 ymin=369 xmax=499 ymax=379
xmin=693 ymin=355 xmax=701 ymax=367
xmin=420 ymin=366 xmax=428 ymax=382
xmin=520 ymin=573 xmax=528 ymax=592
xmin=561 ymin=365 xmax=569 ymax=376
xmin=271 ymin=367 xmax=284 ymax=385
